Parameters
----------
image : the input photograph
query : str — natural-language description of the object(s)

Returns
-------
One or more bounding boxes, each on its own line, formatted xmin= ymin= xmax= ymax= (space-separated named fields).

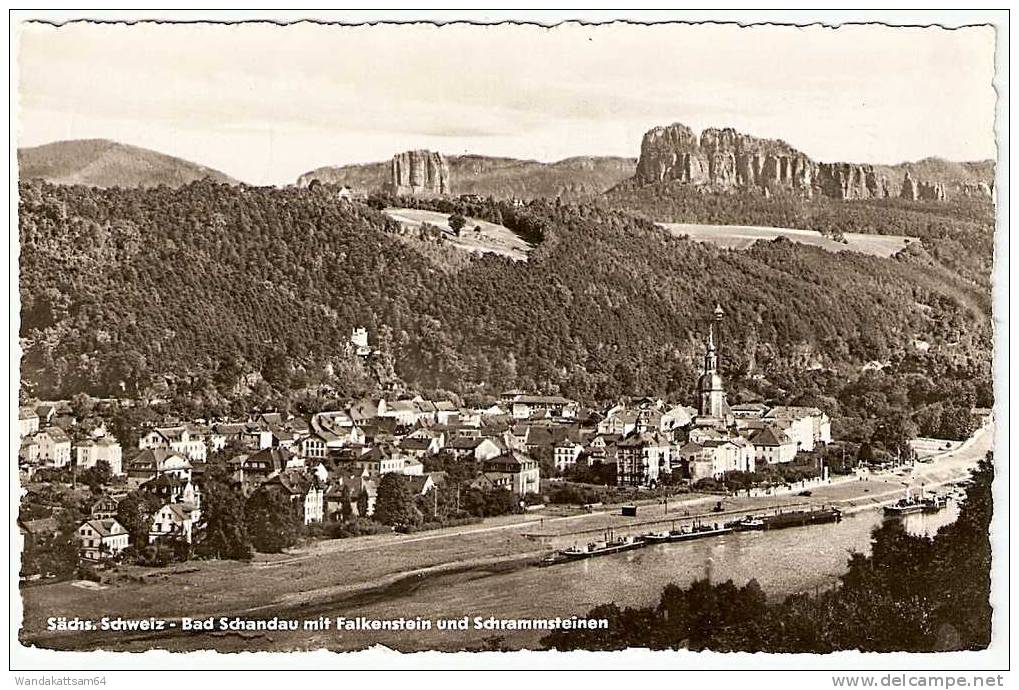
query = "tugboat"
xmin=732 ymin=515 xmax=766 ymax=531
xmin=921 ymin=494 xmax=949 ymax=513
xmin=883 ymin=491 xmax=926 ymax=517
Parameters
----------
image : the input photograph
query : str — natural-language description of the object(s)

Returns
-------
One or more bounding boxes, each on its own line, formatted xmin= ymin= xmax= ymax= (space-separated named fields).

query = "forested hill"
xmin=18 ymin=139 xmax=238 ymax=189
xmin=19 ymin=180 xmax=992 ymax=430
xmin=604 ymin=183 xmax=996 ymax=290
xmin=298 ymin=155 xmax=637 ymax=201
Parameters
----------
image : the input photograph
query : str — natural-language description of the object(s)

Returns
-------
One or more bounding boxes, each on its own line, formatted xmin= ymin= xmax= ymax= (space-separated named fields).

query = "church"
xmin=680 ymin=305 xmax=757 ymax=481
xmin=611 ymin=304 xmax=830 ymax=487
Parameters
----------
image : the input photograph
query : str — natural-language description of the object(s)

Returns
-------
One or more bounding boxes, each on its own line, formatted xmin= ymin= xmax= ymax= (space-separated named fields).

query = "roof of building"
xmin=214 ymin=422 xmax=247 ymax=435
xmin=39 ymin=427 xmax=71 ymax=443
xmin=765 ymin=406 xmax=824 ymax=419
xmin=127 ymin=448 xmax=191 ymax=473
xmin=483 ymin=451 xmax=534 ymax=469
xmin=400 ymin=474 xmax=434 ymax=494
xmin=399 ymin=437 xmax=433 ymax=452
xmin=150 ymin=425 xmax=188 ymax=442
xmin=511 ymin=394 xmax=575 ymax=406
xmin=751 ymin=425 xmax=794 ymax=447
xmin=80 ymin=518 xmax=124 ymax=537
xmin=20 ymin=516 xmax=58 ymax=535
xmin=263 ymin=469 xmax=318 ymax=496
xmin=616 ymin=430 xmax=671 ymax=448
xmin=731 ymin=402 xmax=769 ymax=412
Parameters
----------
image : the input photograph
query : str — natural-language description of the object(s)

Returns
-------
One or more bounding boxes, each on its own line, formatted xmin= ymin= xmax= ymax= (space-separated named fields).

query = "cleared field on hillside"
xmin=659 ymin=222 xmax=917 ymax=257
xmin=384 ymin=207 xmax=531 ymax=261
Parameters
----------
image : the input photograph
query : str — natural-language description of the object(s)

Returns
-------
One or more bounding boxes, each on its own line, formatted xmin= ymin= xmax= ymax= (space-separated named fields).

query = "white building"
xmin=764 ymin=407 xmax=832 ymax=452
xmin=19 ymin=407 xmax=40 ymax=438
xmin=750 ymin=426 xmax=798 ymax=465
xmin=149 ymin=503 xmax=200 ymax=544
xmin=553 ymin=439 xmax=584 ymax=472
xmin=37 ymin=428 xmax=72 ymax=468
xmin=75 ymin=437 xmax=124 ymax=475
xmin=77 ymin=518 xmax=130 ymax=561
xmin=138 ymin=425 xmax=208 ymax=462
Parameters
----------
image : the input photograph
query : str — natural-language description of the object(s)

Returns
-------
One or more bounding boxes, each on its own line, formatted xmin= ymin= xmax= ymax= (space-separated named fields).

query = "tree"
xmin=356 ymin=489 xmax=370 ymax=518
xmin=339 ymin=485 xmax=354 ymax=522
xmin=448 ymin=213 xmax=467 ymax=236
xmin=79 ymin=460 xmax=112 ymax=491
xmin=70 ymin=392 xmax=95 ymax=421
xmin=116 ymin=490 xmax=162 ymax=546
xmin=245 ymin=488 xmax=300 ymax=553
xmin=373 ymin=473 xmax=420 ymax=527
xmin=199 ymin=463 xmax=253 ymax=560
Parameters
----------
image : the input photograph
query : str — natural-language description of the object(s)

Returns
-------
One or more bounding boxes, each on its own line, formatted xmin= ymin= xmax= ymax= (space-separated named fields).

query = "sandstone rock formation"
xmin=917 ymin=179 xmax=947 ymax=201
xmin=634 ymin=123 xmax=813 ymax=194
xmin=900 ymin=170 xmax=919 ymax=200
xmin=817 ymin=163 xmax=893 ymax=200
xmin=959 ymin=181 xmax=994 ymax=198
xmin=635 ymin=123 xmax=705 ymax=184
xmin=900 ymin=171 xmax=947 ymax=201
xmin=387 ymin=150 xmax=451 ymax=197
xmin=632 ymin=122 xmax=969 ymax=202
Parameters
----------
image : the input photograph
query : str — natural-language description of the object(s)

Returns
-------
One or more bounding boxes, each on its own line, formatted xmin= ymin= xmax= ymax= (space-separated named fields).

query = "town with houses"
xmin=17 ymin=306 xmax=836 ymax=569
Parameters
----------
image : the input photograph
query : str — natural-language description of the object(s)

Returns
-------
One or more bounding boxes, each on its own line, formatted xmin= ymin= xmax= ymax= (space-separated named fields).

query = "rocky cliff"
xmin=387 ymin=149 xmax=451 ymax=197
xmin=815 ymin=163 xmax=894 ymax=200
xmin=632 ymin=122 xmax=985 ymax=202
xmin=635 ymin=123 xmax=814 ymax=194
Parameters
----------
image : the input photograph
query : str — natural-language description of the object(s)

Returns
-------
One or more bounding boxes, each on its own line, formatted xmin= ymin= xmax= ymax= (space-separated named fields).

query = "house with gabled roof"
xmin=90 ymin=496 xmax=120 ymax=520
xmin=750 ymin=425 xmax=798 ymax=465
xmin=480 ymin=451 xmax=540 ymax=496
xmin=325 ymin=474 xmax=377 ymax=519
xmin=261 ymin=470 xmax=324 ymax=524
xmin=149 ymin=503 xmax=200 ymax=543
xmin=401 ymin=473 xmax=436 ymax=496
xmin=554 ymin=438 xmax=584 ymax=472
xmin=77 ymin=518 xmax=129 ymax=561
xmin=125 ymin=448 xmax=192 ymax=486
xmin=141 ymin=473 xmax=202 ymax=512
xmin=138 ymin=425 xmax=207 ymax=462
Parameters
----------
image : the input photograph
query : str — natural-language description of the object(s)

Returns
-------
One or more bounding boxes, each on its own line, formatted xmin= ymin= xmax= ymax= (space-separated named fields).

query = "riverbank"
xmin=19 ymin=423 xmax=992 ymax=653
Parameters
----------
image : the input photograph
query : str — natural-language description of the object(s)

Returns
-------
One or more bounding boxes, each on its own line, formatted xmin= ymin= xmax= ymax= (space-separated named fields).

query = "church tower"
xmin=697 ymin=305 xmax=727 ymax=419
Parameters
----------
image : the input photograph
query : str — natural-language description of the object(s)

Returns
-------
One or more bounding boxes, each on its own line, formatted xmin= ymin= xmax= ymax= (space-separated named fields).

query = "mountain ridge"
xmin=297 ymin=154 xmax=638 ymax=200
xmin=18 ymin=139 xmax=238 ymax=189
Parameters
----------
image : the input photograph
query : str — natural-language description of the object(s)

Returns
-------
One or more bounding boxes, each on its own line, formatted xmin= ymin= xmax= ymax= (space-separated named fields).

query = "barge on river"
xmin=538 ymin=532 xmax=645 ymax=566
xmin=643 ymin=522 xmax=732 ymax=543
xmin=730 ymin=507 xmax=843 ymax=532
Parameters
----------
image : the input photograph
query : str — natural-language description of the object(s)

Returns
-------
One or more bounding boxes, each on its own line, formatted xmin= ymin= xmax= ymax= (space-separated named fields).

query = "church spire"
xmin=704 ymin=323 xmax=718 ymax=374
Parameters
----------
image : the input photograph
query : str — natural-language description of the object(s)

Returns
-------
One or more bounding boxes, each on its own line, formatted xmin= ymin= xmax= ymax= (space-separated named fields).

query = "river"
xmin=293 ymin=499 xmax=962 ymax=651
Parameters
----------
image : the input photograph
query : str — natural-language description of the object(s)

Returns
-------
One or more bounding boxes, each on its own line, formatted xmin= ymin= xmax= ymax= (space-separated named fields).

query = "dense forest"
xmin=542 ymin=454 xmax=995 ymax=652
xmin=18 ymin=180 xmax=993 ymax=445
xmin=605 ymin=181 xmax=996 ymax=290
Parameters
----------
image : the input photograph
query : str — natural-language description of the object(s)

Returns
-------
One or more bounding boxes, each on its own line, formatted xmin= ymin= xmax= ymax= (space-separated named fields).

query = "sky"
xmin=16 ymin=21 xmax=998 ymax=186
